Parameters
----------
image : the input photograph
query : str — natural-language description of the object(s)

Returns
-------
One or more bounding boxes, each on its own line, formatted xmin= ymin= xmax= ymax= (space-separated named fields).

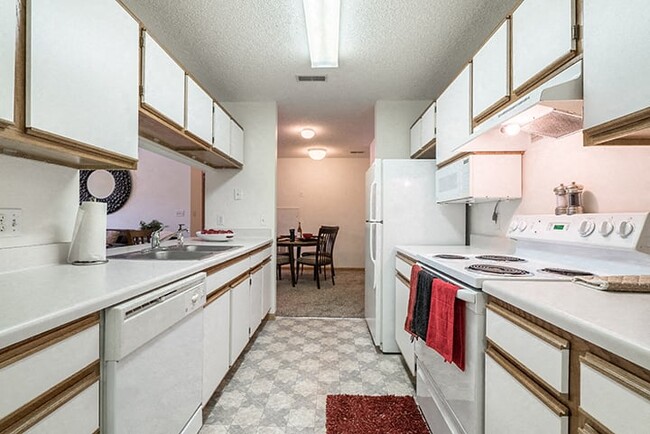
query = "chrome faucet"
xmin=150 ymin=224 xmax=189 ymax=249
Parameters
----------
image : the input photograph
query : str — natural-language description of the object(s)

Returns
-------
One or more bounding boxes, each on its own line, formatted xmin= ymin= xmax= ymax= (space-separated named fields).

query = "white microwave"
xmin=435 ymin=154 xmax=522 ymax=204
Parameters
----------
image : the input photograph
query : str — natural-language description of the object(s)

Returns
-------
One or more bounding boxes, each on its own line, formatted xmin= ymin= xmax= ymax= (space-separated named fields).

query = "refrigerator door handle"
xmin=370 ymin=181 xmax=378 ymax=221
xmin=369 ymin=224 xmax=376 ymax=263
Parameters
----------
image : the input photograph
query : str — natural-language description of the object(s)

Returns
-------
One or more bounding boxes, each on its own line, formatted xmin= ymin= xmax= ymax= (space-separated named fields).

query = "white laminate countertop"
xmin=0 ymin=237 xmax=272 ymax=349
xmin=483 ymin=280 xmax=650 ymax=370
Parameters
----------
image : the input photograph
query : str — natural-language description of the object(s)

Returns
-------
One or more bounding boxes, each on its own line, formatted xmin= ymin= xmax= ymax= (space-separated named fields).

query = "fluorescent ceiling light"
xmin=308 ymin=148 xmax=327 ymax=160
xmin=301 ymin=128 xmax=316 ymax=139
xmin=303 ymin=0 xmax=341 ymax=68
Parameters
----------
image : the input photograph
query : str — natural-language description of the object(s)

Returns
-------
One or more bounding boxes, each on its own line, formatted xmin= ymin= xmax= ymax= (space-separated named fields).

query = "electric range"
xmin=413 ymin=212 xmax=650 ymax=434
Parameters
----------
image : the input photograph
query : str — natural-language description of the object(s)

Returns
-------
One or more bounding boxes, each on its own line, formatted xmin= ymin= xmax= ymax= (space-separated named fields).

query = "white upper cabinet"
xmin=185 ymin=76 xmax=213 ymax=144
xmin=230 ymin=119 xmax=244 ymax=164
xmin=511 ymin=0 xmax=575 ymax=93
xmin=27 ymin=0 xmax=139 ymax=159
xmin=421 ymin=102 xmax=436 ymax=147
xmin=473 ymin=20 xmax=510 ymax=120
xmin=0 ymin=0 xmax=16 ymax=124
xmin=436 ymin=64 xmax=471 ymax=164
xmin=409 ymin=118 xmax=422 ymax=156
xmin=213 ymin=102 xmax=231 ymax=155
xmin=142 ymin=31 xmax=185 ymax=127
xmin=583 ymin=0 xmax=650 ymax=129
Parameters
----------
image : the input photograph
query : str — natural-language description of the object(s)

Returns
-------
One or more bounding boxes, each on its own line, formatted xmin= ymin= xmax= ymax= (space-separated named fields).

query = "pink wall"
xmin=277 ymin=157 xmax=369 ymax=268
xmin=470 ymin=132 xmax=650 ymax=237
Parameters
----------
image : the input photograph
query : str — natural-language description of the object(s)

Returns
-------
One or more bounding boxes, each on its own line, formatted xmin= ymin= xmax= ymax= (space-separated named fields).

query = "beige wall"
xmin=277 ymin=157 xmax=369 ymax=268
xmin=470 ymin=132 xmax=650 ymax=237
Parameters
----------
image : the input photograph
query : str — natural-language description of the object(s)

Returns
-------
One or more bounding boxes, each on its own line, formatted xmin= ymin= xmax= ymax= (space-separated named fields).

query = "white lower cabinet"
xmin=202 ymin=289 xmax=231 ymax=405
xmin=580 ymin=353 xmax=650 ymax=434
xmin=26 ymin=381 xmax=99 ymax=434
xmin=249 ymin=264 xmax=263 ymax=335
xmin=0 ymin=314 xmax=100 ymax=433
xmin=485 ymin=348 xmax=569 ymax=434
xmin=229 ymin=274 xmax=251 ymax=365
xmin=261 ymin=261 xmax=272 ymax=318
xmin=394 ymin=275 xmax=414 ymax=376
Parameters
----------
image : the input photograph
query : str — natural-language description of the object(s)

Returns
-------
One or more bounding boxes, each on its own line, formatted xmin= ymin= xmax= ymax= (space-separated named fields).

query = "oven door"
xmin=414 ymin=264 xmax=486 ymax=434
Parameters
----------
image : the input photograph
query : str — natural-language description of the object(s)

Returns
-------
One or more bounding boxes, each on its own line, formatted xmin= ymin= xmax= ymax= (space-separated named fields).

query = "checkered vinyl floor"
xmin=200 ymin=317 xmax=414 ymax=434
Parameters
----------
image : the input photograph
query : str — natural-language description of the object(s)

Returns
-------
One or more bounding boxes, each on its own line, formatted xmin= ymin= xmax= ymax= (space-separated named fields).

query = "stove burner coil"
xmin=434 ymin=254 xmax=469 ymax=260
xmin=475 ymin=255 xmax=527 ymax=262
xmin=466 ymin=264 xmax=533 ymax=276
xmin=538 ymin=268 xmax=594 ymax=277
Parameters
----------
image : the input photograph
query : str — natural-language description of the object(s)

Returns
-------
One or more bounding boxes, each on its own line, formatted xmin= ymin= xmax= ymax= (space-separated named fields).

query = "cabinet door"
xmin=142 ymin=31 xmax=185 ymax=127
xmin=249 ymin=266 xmax=263 ymax=334
xmin=473 ymin=20 xmax=509 ymax=120
xmin=25 ymin=382 xmax=99 ymax=434
xmin=409 ymin=118 xmax=422 ymax=156
xmin=485 ymin=349 xmax=569 ymax=434
xmin=511 ymin=0 xmax=575 ymax=93
xmin=229 ymin=276 xmax=250 ymax=364
xmin=394 ymin=275 xmax=414 ymax=376
xmin=436 ymin=64 xmax=471 ymax=164
xmin=213 ymin=102 xmax=231 ymax=155
xmin=230 ymin=119 xmax=244 ymax=164
xmin=261 ymin=262 xmax=272 ymax=317
xmin=0 ymin=0 xmax=16 ymax=124
xmin=583 ymin=0 xmax=650 ymax=129
xmin=420 ymin=103 xmax=436 ymax=148
xmin=185 ymin=76 xmax=213 ymax=144
xmin=203 ymin=291 xmax=230 ymax=405
xmin=27 ymin=0 xmax=139 ymax=159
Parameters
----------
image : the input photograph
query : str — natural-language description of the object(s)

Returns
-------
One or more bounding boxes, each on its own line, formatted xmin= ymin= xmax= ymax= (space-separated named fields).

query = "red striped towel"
xmin=404 ymin=264 xmax=422 ymax=337
xmin=425 ymin=278 xmax=466 ymax=371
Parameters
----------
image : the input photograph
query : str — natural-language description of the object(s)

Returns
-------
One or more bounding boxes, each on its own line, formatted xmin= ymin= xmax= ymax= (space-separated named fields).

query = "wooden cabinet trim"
xmin=203 ymin=252 xmax=249 ymax=276
xmin=577 ymin=422 xmax=603 ymax=434
xmin=250 ymin=242 xmax=272 ymax=256
xmin=396 ymin=272 xmax=409 ymax=287
xmin=395 ymin=252 xmax=417 ymax=267
xmin=487 ymin=302 xmax=569 ymax=349
xmin=580 ymin=352 xmax=650 ymax=401
xmin=473 ymin=95 xmax=511 ymax=126
xmin=410 ymin=139 xmax=435 ymax=159
xmin=0 ymin=313 xmax=99 ymax=369
xmin=0 ymin=361 xmax=99 ymax=434
xmin=512 ymin=52 xmax=579 ymax=99
xmin=486 ymin=345 xmax=569 ymax=417
xmin=583 ymin=107 xmax=650 ymax=146
xmin=205 ymin=285 xmax=230 ymax=307
xmin=229 ymin=272 xmax=251 ymax=289
xmin=251 ymin=257 xmax=272 ymax=274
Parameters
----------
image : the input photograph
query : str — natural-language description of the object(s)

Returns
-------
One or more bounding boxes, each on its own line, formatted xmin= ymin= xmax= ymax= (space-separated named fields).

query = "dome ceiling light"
xmin=300 ymin=128 xmax=316 ymax=139
xmin=308 ymin=148 xmax=327 ymax=160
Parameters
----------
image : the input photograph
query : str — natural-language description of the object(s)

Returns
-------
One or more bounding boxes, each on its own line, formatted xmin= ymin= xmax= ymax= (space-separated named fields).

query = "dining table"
xmin=277 ymin=236 xmax=318 ymax=286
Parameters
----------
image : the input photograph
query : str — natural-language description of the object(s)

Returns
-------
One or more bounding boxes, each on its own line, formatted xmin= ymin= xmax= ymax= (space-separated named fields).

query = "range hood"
xmin=474 ymin=60 xmax=583 ymax=140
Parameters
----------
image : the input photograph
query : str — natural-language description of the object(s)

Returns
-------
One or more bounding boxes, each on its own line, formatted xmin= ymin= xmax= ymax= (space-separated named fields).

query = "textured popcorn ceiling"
xmin=121 ymin=0 xmax=518 ymax=158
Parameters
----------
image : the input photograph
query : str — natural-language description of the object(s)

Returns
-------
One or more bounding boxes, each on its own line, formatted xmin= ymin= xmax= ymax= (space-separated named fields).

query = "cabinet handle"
xmin=396 ymin=252 xmax=416 ymax=267
xmin=486 ymin=346 xmax=569 ymax=417
xmin=580 ymin=353 xmax=650 ymax=401
xmin=487 ymin=303 xmax=569 ymax=349
xmin=396 ymin=272 xmax=410 ymax=287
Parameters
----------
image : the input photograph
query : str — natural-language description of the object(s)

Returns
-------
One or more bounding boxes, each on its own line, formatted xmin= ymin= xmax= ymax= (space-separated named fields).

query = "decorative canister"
xmin=553 ymin=183 xmax=568 ymax=215
xmin=566 ymin=182 xmax=584 ymax=215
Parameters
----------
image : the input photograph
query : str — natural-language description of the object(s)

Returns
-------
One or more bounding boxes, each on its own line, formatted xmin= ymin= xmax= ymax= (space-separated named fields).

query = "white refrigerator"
xmin=365 ymin=159 xmax=465 ymax=353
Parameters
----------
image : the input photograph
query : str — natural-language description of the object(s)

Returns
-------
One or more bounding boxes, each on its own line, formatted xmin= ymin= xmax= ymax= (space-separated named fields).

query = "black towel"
xmin=410 ymin=269 xmax=435 ymax=340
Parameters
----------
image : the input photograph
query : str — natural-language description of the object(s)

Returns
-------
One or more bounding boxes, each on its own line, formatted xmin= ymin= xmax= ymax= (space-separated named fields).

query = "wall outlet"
xmin=216 ymin=215 xmax=224 ymax=226
xmin=176 ymin=209 xmax=185 ymax=217
xmin=0 ymin=208 xmax=22 ymax=236
xmin=233 ymin=188 xmax=243 ymax=200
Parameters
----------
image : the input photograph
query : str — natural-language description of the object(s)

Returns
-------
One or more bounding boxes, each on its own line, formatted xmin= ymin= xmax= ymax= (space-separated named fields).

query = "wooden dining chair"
xmin=300 ymin=225 xmax=339 ymax=277
xmin=296 ymin=226 xmax=339 ymax=289
xmin=277 ymin=245 xmax=291 ymax=279
xmin=125 ymin=229 xmax=153 ymax=246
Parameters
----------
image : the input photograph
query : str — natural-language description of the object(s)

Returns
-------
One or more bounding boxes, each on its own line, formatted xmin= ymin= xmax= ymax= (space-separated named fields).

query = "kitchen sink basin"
xmin=109 ymin=245 xmax=239 ymax=261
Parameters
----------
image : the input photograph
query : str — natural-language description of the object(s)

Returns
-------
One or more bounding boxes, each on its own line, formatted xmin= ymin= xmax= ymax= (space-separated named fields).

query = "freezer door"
xmin=364 ymin=221 xmax=382 ymax=346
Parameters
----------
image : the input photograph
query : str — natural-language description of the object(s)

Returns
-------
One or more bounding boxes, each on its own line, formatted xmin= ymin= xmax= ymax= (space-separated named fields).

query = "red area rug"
xmin=326 ymin=395 xmax=430 ymax=434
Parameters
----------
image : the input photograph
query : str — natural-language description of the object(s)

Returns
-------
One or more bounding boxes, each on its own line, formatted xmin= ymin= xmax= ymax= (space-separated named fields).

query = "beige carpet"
xmin=275 ymin=268 xmax=365 ymax=318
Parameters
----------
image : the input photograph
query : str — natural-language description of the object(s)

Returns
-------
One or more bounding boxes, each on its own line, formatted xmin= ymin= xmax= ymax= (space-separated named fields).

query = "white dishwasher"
xmin=103 ymin=272 xmax=206 ymax=434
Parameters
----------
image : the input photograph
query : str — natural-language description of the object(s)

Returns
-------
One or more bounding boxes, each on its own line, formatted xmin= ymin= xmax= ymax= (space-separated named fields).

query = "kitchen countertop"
xmin=483 ymin=280 xmax=650 ymax=370
xmin=0 ymin=237 xmax=272 ymax=349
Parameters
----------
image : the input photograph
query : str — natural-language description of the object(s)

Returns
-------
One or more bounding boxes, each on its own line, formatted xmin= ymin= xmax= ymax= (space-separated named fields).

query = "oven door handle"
xmin=416 ymin=262 xmax=479 ymax=305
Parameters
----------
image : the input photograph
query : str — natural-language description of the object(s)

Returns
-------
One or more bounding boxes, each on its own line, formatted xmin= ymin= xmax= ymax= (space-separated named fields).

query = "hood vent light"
xmin=296 ymin=75 xmax=327 ymax=82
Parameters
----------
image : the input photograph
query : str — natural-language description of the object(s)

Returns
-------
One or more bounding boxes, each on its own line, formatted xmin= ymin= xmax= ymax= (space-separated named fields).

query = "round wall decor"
xmin=79 ymin=170 xmax=132 ymax=214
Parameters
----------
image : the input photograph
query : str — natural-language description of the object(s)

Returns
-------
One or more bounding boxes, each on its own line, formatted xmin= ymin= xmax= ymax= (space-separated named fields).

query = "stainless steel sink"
xmin=109 ymin=245 xmax=239 ymax=260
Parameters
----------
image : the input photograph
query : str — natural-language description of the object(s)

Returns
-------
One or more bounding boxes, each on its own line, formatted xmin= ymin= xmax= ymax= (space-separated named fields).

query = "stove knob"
xmin=598 ymin=221 xmax=614 ymax=237
xmin=578 ymin=220 xmax=595 ymax=237
xmin=517 ymin=221 xmax=528 ymax=232
xmin=508 ymin=220 xmax=519 ymax=233
xmin=617 ymin=221 xmax=635 ymax=238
